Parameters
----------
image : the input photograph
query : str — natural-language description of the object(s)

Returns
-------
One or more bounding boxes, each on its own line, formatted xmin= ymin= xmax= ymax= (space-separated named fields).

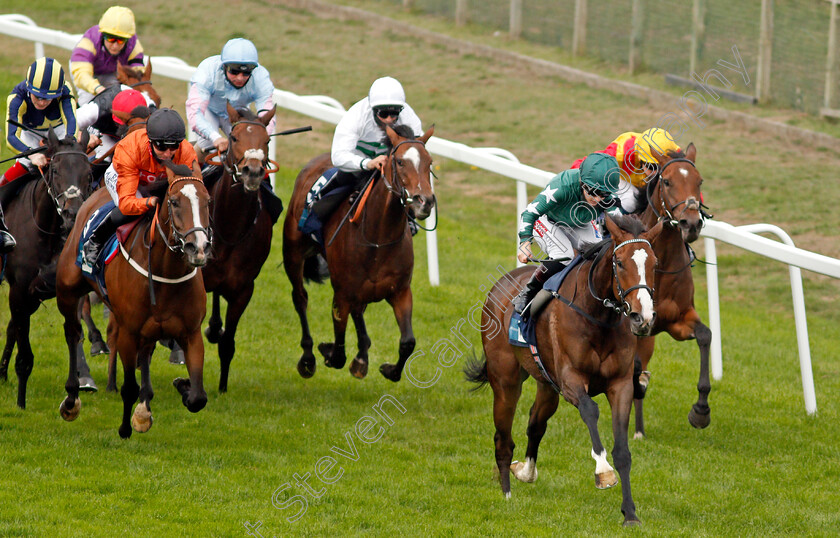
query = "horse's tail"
xmin=463 ymin=351 xmax=489 ymax=391
xmin=303 ymin=253 xmax=329 ymax=284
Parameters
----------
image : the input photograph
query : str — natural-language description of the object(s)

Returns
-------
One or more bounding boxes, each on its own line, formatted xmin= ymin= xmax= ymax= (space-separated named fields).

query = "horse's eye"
xmin=662 ymin=179 xmax=671 ymax=187
xmin=395 ymin=158 xmax=403 ymax=167
xmin=230 ymin=135 xmax=237 ymax=143
xmin=616 ymin=259 xmax=624 ymax=269
xmin=171 ymin=199 xmax=180 ymax=208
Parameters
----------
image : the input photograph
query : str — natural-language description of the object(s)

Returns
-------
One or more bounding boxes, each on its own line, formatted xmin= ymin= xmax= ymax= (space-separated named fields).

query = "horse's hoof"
xmin=688 ymin=405 xmax=711 ymax=429
xmin=168 ymin=349 xmax=185 ymax=365
xmin=349 ymin=357 xmax=368 ymax=379
xmin=78 ymin=376 xmax=98 ymax=392
xmin=320 ymin=343 xmax=346 ymax=369
xmin=106 ymin=382 xmax=118 ymax=393
xmin=510 ymin=460 xmax=538 ymax=483
xmin=172 ymin=378 xmax=190 ymax=394
xmin=379 ymin=363 xmax=401 ymax=382
xmin=595 ymin=470 xmax=618 ymax=489
xmin=622 ymin=518 xmax=642 ymax=527
xmin=90 ymin=341 xmax=109 ymax=356
xmin=204 ymin=325 xmax=223 ymax=344
xmin=297 ymin=356 xmax=316 ymax=378
xmin=59 ymin=397 xmax=81 ymax=421
xmin=131 ymin=402 xmax=153 ymax=433
xmin=118 ymin=424 xmax=132 ymax=439
xmin=633 ymin=431 xmax=646 ymax=440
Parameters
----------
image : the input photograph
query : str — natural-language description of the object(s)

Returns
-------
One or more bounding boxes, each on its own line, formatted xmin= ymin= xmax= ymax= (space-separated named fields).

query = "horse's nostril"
xmin=629 ymin=312 xmax=642 ymax=324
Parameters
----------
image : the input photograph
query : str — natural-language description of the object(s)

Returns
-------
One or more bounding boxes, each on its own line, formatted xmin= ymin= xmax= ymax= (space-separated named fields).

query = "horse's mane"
xmin=579 ymin=214 xmax=647 ymax=260
xmin=162 ymin=160 xmax=194 ymax=178
xmin=384 ymin=124 xmax=416 ymax=147
xmin=233 ymin=106 xmax=259 ymax=121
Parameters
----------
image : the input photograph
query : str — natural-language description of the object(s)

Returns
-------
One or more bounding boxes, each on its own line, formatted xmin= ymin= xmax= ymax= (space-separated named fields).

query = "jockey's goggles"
xmin=375 ymin=106 xmax=402 ymax=119
xmin=581 ymin=182 xmax=611 ymax=200
xmin=225 ymin=64 xmax=255 ymax=76
xmin=103 ymin=33 xmax=127 ymax=45
xmin=152 ymin=139 xmax=180 ymax=151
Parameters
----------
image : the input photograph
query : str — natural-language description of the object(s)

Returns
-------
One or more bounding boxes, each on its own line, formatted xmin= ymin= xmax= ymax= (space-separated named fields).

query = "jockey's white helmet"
xmin=368 ymin=77 xmax=407 ymax=110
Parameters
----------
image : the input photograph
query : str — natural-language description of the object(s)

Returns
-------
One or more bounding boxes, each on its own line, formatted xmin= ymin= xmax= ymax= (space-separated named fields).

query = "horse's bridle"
xmin=646 ymin=158 xmax=708 ymax=225
xmin=381 ymin=139 xmax=437 ymax=232
xmin=223 ymin=120 xmax=278 ymax=183
xmin=156 ymin=177 xmax=213 ymax=254
xmin=588 ymin=238 xmax=655 ymax=316
xmin=42 ymin=150 xmax=91 ymax=214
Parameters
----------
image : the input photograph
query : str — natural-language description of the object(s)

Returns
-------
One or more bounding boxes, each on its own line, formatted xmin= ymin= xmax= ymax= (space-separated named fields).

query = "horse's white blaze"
xmin=179 ymin=184 xmax=208 ymax=248
xmin=244 ymin=148 xmax=265 ymax=161
xmin=403 ymin=146 xmax=421 ymax=172
xmin=591 ymin=449 xmax=614 ymax=474
xmin=631 ymin=248 xmax=655 ymax=321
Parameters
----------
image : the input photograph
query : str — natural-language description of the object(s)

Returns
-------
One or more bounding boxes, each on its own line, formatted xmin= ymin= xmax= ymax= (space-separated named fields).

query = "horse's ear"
xmin=419 ymin=124 xmax=435 ymax=144
xmin=116 ymin=62 xmax=127 ymax=83
xmin=650 ymin=145 xmax=666 ymax=165
xmin=385 ymin=124 xmax=401 ymax=147
xmin=79 ymin=129 xmax=90 ymax=149
xmin=143 ymin=60 xmax=152 ymax=79
xmin=259 ymin=106 xmax=276 ymax=127
xmin=113 ymin=109 xmax=132 ymax=125
xmin=604 ymin=213 xmax=628 ymax=243
xmin=47 ymin=126 xmax=59 ymax=147
xmin=684 ymin=142 xmax=697 ymax=163
xmin=227 ymin=102 xmax=240 ymax=124
xmin=644 ymin=218 xmax=666 ymax=245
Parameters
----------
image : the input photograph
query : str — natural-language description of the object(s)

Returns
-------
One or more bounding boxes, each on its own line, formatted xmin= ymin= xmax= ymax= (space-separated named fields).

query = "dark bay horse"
xmin=201 ymin=104 xmax=277 ymax=392
xmin=283 ymin=124 xmax=435 ymax=381
xmin=633 ymin=143 xmax=712 ymax=438
xmin=466 ymin=215 xmax=664 ymax=526
xmin=0 ymin=129 xmax=93 ymax=408
xmin=56 ymin=163 xmax=211 ymax=438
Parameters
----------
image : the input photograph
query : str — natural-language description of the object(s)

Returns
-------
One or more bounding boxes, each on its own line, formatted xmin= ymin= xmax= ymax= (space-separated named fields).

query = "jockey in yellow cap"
xmin=570 ymin=128 xmax=680 ymax=214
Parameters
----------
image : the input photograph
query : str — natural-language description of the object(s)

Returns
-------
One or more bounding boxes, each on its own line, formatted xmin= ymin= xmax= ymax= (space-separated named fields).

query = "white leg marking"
xmin=591 ymin=449 xmax=614 ymax=474
xmin=631 ymin=248 xmax=655 ymax=323
xmin=510 ymin=457 xmax=538 ymax=482
xmin=179 ymin=184 xmax=209 ymax=249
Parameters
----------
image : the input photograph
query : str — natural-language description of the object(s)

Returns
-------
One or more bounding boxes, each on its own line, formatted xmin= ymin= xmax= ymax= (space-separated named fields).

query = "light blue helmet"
xmin=220 ymin=38 xmax=259 ymax=67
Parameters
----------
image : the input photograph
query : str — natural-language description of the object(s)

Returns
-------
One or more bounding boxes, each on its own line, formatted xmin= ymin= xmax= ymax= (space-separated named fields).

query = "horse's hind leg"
xmin=489 ymin=362 xmax=523 ymax=498
xmin=0 ymin=320 xmax=15 ymax=381
xmin=380 ymin=286 xmax=413 ymax=382
xmin=117 ymin=332 xmax=139 ymax=439
xmin=79 ymin=293 xmax=108 ymax=356
xmin=320 ymin=296 xmax=349 ymax=370
xmin=106 ymin=318 xmax=119 ymax=392
xmin=286 ymin=256 xmax=317 ymax=378
xmin=688 ymin=319 xmax=712 ymax=429
xmin=204 ymin=292 xmax=223 ymax=344
xmin=512 ymin=381 xmax=559 ymax=484
xmin=607 ymin=380 xmax=640 ymax=526
xmin=349 ymin=308 xmax=371 ymax=379
xmin=217 ymin=285 xmax=253 ymax=393
xmin=131 ymin=346 xmax=154 ymax=434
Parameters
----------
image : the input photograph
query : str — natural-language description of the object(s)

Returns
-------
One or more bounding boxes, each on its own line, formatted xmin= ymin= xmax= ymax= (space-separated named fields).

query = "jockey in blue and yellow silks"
xmin=571 ymin=128 xmax=681 ymax=214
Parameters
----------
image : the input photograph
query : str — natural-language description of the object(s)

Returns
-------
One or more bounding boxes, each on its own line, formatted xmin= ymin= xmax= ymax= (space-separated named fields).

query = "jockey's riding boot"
xmin=0 ymin=206 xmax=15 ymax=254
xmin=82 ymin=209 xmax=126 ymax=268
xmin=512 ymin=259 xmax=567 ymax=315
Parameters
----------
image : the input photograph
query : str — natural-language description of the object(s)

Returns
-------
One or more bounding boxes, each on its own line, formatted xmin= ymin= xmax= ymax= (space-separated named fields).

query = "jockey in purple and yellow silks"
xmin=69 ymin=6 xmax=145 ymax=105
xmin=571 ymin=128 xmax=681 ymax=214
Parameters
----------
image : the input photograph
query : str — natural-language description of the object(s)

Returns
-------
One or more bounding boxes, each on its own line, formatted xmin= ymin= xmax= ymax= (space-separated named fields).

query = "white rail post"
xmin=704 ymin=237 xmax=723 ymax=380
xmin=516 ymin=180 xmax=527 ymax=267
xmin=426 ymin=171 xmax=439 ymax=286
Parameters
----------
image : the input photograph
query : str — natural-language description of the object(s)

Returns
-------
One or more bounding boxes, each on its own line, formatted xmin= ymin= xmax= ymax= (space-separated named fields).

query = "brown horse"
xmin=466 ymin=215 xmax=664 ymax=527
xmin=116 ymin=61 xmax=161 ymax=108
xmin=55 ymin=162 xmax=211 ymax=438
xmin=0 ymin=129 xmax=94 ymax=408
xmin=200 ymin=104 xmax=277 ymax=392
xmin=283 ymin=124 xmax=435 ymax=381
xmin=633 ymin=143 xmax=712 ymax=438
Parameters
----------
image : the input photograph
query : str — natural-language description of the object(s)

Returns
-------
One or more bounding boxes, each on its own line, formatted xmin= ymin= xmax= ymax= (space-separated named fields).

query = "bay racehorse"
xmin=200 ymin=104 xmax=277 ymax=392
xmin=116 ymin=61 xmax=161 ymax=108
xmin=283 ymin=124 xmax=435 ymax=381
xmin=56 ymin=162 xmax=211 ymax=438
xmin=466 ymin=215 xmax=664 ymax=526
xmin=0 ymin=129 xmax=94 ymax=408
xmin=633 ymin=143 xmax=712 ymax=438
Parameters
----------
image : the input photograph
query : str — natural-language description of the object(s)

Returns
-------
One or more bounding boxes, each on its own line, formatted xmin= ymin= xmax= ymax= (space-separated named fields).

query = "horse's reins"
xmin=27 ymin=150 xmax=92 ymax=236
xmin=383 ymin=139 xmax=438 ymax=232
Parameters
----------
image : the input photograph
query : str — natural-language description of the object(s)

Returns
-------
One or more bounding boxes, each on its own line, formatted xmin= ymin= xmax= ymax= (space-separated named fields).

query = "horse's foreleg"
xmin=349 ymin=308 xmax=370 ymax=379
xmin=9 ymin=288 xmax=37 ymax=409
xmin=173 ymin=330 xmax=206 ymax=413
xmin=633 ymin=336 xmax=656 ymax=439
xmin=321 ymin=296 xmax=349 ymax=370
xmin=512 ymin=382 xmax=559 ymax=484
xmin=607 ymin=379 xmax=640 ymax=526
xmin=380 ymin=287 xmax=413 ymax=382
xmin=288 ymin=262 xmax=316 ymax=378
xmin=117 ymin=331 xmax=139 ymax=439
xmin=106 ymin=318 xmax=118 ymax=392
xmin=131 ymin=345 xmax=154 ymax=434
xmin=570 ymin=385 xmax=617 ymax=490
xmin=0 ymin=320 xmax=15 ymax=382
xmin=217 ymin=285 xmax=253 ymax=393
xmin=204 ymin=292 xmax=223 ymax=344
xmin=58 ymin=295 xmax=84 ymax=422
xmin=688 ymin=319 xmax=712 ymax=429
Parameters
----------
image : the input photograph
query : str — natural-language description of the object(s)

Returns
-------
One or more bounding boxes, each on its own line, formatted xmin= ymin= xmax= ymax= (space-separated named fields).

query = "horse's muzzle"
xmin=680 ymin=216 xmax=702 ymax=243
xmin=240 ymin=164 xmax=265 ymax=192
xmin=409 ymin=194 xmax=435 ymax=221
xmin=629 ymin=311 xmax=656 ymax=336
xmin=183 ymin=242 xmax=208 ymax=267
